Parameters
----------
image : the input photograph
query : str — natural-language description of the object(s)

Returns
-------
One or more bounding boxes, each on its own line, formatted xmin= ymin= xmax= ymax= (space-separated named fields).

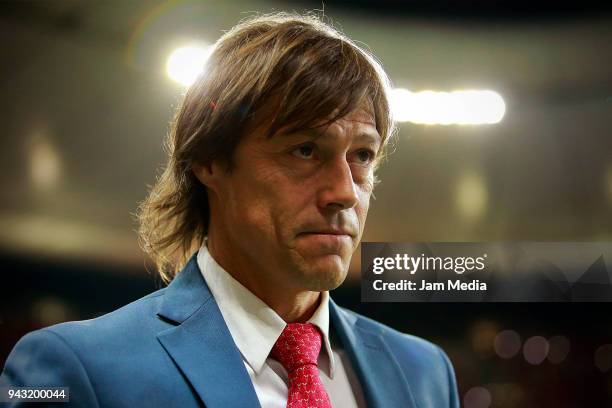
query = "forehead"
xmin=332 ymin=107 xmax=376 ymax=128
xmin=285 ymin=102 xmax=379 ymax=139
xmin=322 ymin=99 xmax=376 ymax=126
xmin=309 ymin=103 xmax=379 ymax=142
xmin=241 ymin=99 xmax=379 ymax=143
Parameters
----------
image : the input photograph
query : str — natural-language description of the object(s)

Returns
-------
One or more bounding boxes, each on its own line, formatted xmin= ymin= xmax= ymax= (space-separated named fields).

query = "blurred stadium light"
xmin=166 ymin=43 xmax=213 ymax=86
xmin=594 ymin=344 xmax=612 ymax=373
xmin=523 ymin=335 xmax=550 ymax=365
xmin=390 ymin=88 xmax=506 ymax=125
xmin=494 ymin=329 xmax=522 ymax=359
xmin=547 ymin=335 xmax=570 ymax=364
xmin=464 ymin=386 xmax=492 ymax=408
xmin=165 ymin=48 xmax=508 ymax=125
xmin=456 ymin=169 xmax=489 ymax=222
xmin=28 ymin=132 xmax=61 ymax=191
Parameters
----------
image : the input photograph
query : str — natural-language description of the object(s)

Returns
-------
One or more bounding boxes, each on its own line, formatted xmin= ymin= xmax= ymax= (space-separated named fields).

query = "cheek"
xmin=220 ymin=173 xmax=273 ymax=238
xmin=273 ymin=187 xmax=315 ymax=241
xmin=356 ymin=190 xmax=372 ymax=232
xmin=230 ymin=170 xmax=303 ymax=242
xmin=237 ymin=193 xmax=277 ymax=237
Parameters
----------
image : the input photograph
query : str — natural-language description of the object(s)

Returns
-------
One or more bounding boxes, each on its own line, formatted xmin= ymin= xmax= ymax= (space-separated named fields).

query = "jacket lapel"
xmin=156 ymin=254 xmax=261 ymax=408
xmin=155 ymin=253 xmax=415 ymax=408
xmin=329 ymin=298 xmax=417 ymax=408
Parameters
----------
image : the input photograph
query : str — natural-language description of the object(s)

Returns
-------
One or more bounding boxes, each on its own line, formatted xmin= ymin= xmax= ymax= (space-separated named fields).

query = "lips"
xmin=298 ymin=227 xmax=355 ymax=238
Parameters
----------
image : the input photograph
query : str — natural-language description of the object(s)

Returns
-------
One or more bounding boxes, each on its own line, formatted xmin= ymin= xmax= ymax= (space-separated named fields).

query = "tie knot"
xmin=270 ymin=323 xmax=322 ymax=373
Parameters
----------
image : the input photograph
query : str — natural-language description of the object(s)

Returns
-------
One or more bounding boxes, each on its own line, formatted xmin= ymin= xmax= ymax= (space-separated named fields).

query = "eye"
xmin=291 ymin=143 xmax=315 ymax=159
xmin=353 ymin=149 xmax=375 ymax=165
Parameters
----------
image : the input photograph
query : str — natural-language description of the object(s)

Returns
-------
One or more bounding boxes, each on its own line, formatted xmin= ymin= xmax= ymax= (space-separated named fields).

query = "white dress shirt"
xmin=197 ymin=243 xmax=366 ymax=408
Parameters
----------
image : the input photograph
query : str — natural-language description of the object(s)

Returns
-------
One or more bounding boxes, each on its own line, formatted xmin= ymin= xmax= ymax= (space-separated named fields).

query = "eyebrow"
xmin=355 ymin=131 xmax=382 ymax=146
xmin=284 ymin=127 xmax=382 ymax=145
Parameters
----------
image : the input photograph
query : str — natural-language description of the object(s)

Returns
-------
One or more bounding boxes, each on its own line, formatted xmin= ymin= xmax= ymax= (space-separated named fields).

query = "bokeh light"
xmin=456 ymin=169 xmax=488 ymax=222
xmin=28 ymin=133 xmax=61 ymax=191
xmin=166 ymin=44 xmax=213 ymax=86
xmin=471 ymin=320 xmax=499 ymax=355
xmin=547 ymin=335 xmax=570 ymax=364
xmin=30 ymin=297 xmax=71 ymax=326
xmin=523 ymin=336 xmax=550 ymax=365
xmin=464 ymin=386 xmax=492 ymax=408
xmin=390 ymin=87 xmax=505 ymax=125
xmin=494 ymin=330 xmax=522 ymax=359
xmin=488 ymin=383 xmax=524 ymax=407
xmin=594 ymin=344 xmax=612 ymax=373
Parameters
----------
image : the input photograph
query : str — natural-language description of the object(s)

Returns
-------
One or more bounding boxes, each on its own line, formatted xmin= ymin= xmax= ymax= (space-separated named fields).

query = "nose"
xmin=317 ymin=158 xmax=359 ymax=211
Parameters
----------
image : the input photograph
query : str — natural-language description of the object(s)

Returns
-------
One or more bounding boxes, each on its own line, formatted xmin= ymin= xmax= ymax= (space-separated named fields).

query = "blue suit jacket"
xmin=1 ymin=254 xmax=459 ymax=407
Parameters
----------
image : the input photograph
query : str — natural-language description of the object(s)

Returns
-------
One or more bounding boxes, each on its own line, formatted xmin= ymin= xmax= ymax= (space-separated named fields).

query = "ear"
xmin=192 ymin=160 xmax=223 ymax=193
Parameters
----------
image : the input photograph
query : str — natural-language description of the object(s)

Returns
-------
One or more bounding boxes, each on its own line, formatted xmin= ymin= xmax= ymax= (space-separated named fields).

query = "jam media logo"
xmin=361 ymin=242 xmax=612 ymax=302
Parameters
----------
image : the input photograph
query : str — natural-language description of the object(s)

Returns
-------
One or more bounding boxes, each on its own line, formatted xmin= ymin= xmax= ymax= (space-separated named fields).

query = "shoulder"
xmin=337 ymin=305 xmax=446 ymax=358
xmin=0 ymin=288 xmax=186 ymax=406
xmin=2 ymin=288 xmax=170 ymax=376
xmin=336 ymin=306 xmax=459 ymax=407
xmin=43 ymin=288 xmax=168 ymax=341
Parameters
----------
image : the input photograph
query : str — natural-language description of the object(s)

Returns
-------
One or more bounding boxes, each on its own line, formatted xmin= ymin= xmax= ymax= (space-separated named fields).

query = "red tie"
xmin=270 ymin=323 xmax=333 ymax=408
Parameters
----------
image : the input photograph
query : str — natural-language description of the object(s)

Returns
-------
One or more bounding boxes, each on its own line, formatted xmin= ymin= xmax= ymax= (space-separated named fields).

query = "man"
xmin=1 ymin=13 xmax=459 ymax=407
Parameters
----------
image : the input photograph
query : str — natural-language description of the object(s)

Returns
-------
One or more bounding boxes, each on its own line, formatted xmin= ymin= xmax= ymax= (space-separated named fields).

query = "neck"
xmin=273 ymin=291 xmax=321 ymax=323
xmin=205 ymin=233 xmax=321 ymax=323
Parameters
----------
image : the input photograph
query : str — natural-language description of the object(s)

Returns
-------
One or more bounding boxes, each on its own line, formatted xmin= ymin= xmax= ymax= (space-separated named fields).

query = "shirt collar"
xmin=196 ymin=243 xmax=336 ymax=378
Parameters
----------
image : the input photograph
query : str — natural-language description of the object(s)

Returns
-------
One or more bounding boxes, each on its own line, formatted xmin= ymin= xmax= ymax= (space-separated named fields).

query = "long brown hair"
xmin=137 ymin=12 xmax=396 ymax=283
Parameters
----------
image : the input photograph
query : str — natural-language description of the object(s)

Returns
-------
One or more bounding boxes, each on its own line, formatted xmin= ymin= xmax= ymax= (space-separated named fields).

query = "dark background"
xmin=1 ymin=1 xmax=611 ymax=407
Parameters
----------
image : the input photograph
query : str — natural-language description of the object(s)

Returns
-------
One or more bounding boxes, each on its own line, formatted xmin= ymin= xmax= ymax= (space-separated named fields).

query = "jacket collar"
xmin=156 ymin=253 xmax=416 ymax=408
xmin=329 ymin=297 xmax=417 ymax=408
xmin=196 ymin=244 xmax=336 ymax=377
xmin=156 ymin=253 xmax=212 ymax=323
xmin=156 ymin=253 xmax=261 ymax=408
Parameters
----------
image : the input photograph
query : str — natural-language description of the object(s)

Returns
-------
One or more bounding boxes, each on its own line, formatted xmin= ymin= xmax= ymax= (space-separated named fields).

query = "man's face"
xmin=205 ymin=103 xmax=381 ymax=292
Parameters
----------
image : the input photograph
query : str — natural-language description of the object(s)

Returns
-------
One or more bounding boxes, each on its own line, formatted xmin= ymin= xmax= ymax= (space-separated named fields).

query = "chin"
xmin=299 ymin=254 xmax=349 ymax=291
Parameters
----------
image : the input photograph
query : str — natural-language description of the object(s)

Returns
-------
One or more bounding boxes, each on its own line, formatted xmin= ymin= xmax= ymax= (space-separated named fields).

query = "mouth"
xmin=298 ymin=228 xmax=355 ymax=238
xmin=296 ymin=232 xmax=353 ymax=251
xmin=294 ymin=227 xmax=356 ymax=255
